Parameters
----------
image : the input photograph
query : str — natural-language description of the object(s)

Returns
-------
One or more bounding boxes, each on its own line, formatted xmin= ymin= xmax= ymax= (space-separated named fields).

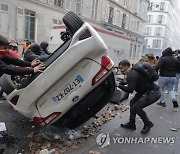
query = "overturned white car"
xmin=0 ymin=12 xmax=115 ymax=128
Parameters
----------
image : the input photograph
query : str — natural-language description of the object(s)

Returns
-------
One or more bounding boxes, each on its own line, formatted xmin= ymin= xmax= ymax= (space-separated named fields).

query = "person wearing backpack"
xmin=155 ymin=47 xmax=179 ymax=109
xmin=116 ymin=59 xmax=160 ymax=134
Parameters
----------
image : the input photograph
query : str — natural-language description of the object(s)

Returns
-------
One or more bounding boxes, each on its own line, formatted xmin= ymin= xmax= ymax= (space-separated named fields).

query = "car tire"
xmin=0 ymin=74 xmax=16 ymax=95
xmin=63 ymin=11 xmax=84 ymax=34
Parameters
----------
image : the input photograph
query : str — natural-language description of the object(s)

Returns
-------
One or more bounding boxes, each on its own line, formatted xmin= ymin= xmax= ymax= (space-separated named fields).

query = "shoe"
xmin=141 ymin=122 xmax=154 ymax=134
xmin=156 ymin=102 xmax=166 ymax=107
xmin=173 ymin=101 xmax=179 ymax=108
xmin=121 ymin=121 xmax=136 ymax=130
xmin=0 ymin=95 xmax=6 ymax=100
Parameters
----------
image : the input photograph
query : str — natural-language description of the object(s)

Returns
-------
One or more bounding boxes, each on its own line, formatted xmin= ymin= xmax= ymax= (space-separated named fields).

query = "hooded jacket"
xmin=24 ymin=44 xmax=49 ymax=62
xmin=40 ymin=41 xmax=51 ymax=55
xmin=155 ymin=47 xmax=180 ymax=77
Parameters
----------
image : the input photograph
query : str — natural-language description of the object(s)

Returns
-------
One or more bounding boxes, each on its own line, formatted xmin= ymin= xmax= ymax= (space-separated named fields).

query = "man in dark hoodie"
xmin=24 ymin=44 xmax=49 ymax=62
xmin=117 ymin=59 xmax=160 ymax=134
xmin=40 ymin=41 xmax=51 ymax=55
xmin=155 ymin=47 xmax=180 ymax=109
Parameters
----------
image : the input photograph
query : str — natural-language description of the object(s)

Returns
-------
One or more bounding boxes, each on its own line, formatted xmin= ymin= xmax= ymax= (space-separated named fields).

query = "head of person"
xmin=9 ymin=41 xmax=18 ymax=51
xmin=30 ymin=44 xmax=41 ymax=55
xmin=118 ymin=59 xmax=131 ymax=75
xmin=147 ymin=53 xmax=155 ymax=60
xmin=156 ymin=56 xmax=159 ymax=60
xmin=26 ymin=40 xmax=31 ymax=46
xmin=162 ymin=47 xmax=173 ymax=57
xmin=40 ymin=41 xmax=49 ymax=51
xmin=0 ymin=35 xmax=10 ymax=58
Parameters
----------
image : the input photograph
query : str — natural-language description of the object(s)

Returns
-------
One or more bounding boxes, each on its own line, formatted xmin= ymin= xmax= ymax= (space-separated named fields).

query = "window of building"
xmin=133 ymin=44 xmax=137 ymax=58
xmin=1 ymin=3 xmax=8 ymax=11
xmin=152 ymin=39 xmax=161 ymax=48
xmin=155 ymin=27 xmax=162 ymax=36
xmin=144 ymin=27 xmax=151 ymax=35
xmin=75 ymin=0 xmax=83 ymax=15
xmin=65 ymin=0 xmax=71 ymax=10
xmin=108 ymin=7 xmax=114 ymax=24
xmin=25 ymin=10 xmax=35 ymax=41
xmin=131 ymin=18 xmax=136 ymax=31
xmin=0 ymin=3 xmax=9 ymax=38
xmin=53 ymin=19 xmax=62 ymax=25
xmin=158 ymin=15 xmax=163 ymax=24
xmin=147 ymin=15 xmax=152 ymax=23
xmin=91 ymin=0 xmax=98 ymax=19
xmin=16 ymin=7 xmax=24 ymax=40
xmin=136 ymin=21 xmax=139 ymax=31
xmin=122 ymin=0 xmax=129 ymax=7
xmin=160 ymin=2 xmax=165 ymax=11
xmin=17 ymin=8 xmax=24 ymax=15
xmin=54 ymin=0 xmax=64 ymax=8
xmin=147 ymin=2 xmax=153 ymax=10
xmin=122 ymin=13 xmax=126 ymax=29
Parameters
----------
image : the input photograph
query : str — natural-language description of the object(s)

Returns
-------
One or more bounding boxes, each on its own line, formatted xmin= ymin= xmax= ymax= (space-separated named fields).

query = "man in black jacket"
xmin=117 ymin=59 xmax=160 ymax=134
xmin=0 ymin=35 xmax=45 ymax=100
xmin=155 ymin=47 xmax=179 ymax=108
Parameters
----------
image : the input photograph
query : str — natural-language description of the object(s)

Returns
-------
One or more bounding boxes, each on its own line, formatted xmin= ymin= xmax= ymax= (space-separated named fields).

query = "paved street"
xmin=0 ymin=92 xmax=180 ymax=154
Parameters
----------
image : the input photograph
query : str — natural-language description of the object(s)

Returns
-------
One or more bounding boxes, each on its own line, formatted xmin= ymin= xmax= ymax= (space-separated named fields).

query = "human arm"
xmin=0 ymin=60 xmax=45 ymax=75
xmin=117 ymin=70 xmax=138 ymax=93
xmin=2 ymin=55 xmax=31 ymax=67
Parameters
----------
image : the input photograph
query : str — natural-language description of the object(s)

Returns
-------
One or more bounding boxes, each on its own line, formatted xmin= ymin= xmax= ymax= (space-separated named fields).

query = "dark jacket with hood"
xmin=24 ymin=44 xmax=49 ymax=62
xmin=40 ymin=41 xmax=51 ymax=55
xmin=155 ymin=47 xmax=180 ymax=77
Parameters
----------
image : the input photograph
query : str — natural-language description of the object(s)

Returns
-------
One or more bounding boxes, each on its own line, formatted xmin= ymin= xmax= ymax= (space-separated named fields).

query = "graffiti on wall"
xmin=113 ymin=48 xmax=126 ymax=59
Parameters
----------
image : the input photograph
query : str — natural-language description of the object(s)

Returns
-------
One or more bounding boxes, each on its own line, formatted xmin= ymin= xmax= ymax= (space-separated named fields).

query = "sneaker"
xmin=156 ymin=102 xmax=166 ymax=107
xmin=173 ymin=101 xmax=179 ymax=108
xmin=121 ymin=121 xmax=136 ymax=130
xmin=0 ymin=95 xmax=6 ymax=100
xmin=141 ymin=122 xmax=154 ymax=134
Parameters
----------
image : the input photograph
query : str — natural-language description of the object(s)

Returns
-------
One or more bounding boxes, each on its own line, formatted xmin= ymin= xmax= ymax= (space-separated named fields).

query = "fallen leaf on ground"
xmin=89 ymin=150 xmax=101 ymax=154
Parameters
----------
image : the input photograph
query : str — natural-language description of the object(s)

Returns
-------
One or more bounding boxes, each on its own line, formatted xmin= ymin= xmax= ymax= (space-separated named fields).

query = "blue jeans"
xmin=158 ymin=76 xmax=176 ymax=103
xmin=174 ymin=73 xmax=180 ymax=92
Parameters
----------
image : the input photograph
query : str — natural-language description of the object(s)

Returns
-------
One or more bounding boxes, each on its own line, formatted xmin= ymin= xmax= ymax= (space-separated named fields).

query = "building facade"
xmin=0 ymin=0 xmax=149 ymax=61
xmin=144 ymin=0 xmax=180 ymax=56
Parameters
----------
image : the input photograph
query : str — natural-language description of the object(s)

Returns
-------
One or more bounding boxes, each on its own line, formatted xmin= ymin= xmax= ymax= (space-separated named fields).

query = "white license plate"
xmin=52 ymin=75 xmax=84 ymax=103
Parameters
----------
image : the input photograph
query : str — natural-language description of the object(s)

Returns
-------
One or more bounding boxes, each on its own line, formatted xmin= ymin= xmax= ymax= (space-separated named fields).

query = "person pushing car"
xmin=0 ymin=35 xmax=45 ymax=100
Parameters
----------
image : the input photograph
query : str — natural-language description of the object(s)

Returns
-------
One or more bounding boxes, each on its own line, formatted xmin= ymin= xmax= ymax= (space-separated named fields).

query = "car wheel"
xmin=63 ymin=11 xmax=84 ymax=34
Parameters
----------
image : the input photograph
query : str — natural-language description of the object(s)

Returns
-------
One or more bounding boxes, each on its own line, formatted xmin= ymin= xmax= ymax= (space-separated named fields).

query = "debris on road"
xmin=170 ymin=127 xmax=179 ymax=132
xmin=89 ymin=150 xmax=101 ymax=154
xmin=0 ymin=122 xmax=6 ymax=131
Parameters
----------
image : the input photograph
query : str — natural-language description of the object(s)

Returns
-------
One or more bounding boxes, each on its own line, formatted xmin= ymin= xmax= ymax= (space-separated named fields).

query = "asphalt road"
xmin=0 ymin=92 xmax=180 ymax=154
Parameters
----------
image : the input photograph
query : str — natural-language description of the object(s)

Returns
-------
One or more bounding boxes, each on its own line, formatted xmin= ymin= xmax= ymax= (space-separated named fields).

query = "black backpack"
xmin=132 ymin=62 xmax=159 ymax=82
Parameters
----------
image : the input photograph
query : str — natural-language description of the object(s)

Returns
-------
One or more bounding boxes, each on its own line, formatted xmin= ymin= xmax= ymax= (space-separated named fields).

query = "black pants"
xmin=129 ymin=90 xmax=161 ymax=125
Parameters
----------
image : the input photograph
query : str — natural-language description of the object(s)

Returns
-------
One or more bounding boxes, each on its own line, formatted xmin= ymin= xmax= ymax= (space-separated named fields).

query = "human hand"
xmin=31 ymin=59 xmax=44 ymax=67
xmin=33 ymin=64 xmax=45 ymax=73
